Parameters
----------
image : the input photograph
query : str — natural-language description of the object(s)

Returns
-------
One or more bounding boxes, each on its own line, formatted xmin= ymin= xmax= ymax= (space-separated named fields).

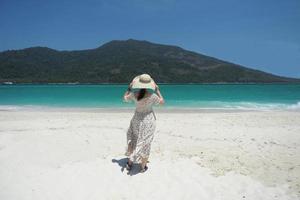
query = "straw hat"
xmin=131 ymin=74 xmax=156 ymax=91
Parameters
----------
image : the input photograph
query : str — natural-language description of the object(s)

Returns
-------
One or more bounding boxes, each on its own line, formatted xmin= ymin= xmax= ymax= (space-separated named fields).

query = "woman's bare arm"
xmin=155 ymin=84 xmax=165 ymax=105
xmin=123 ymin=82 xmax=133 ymax=102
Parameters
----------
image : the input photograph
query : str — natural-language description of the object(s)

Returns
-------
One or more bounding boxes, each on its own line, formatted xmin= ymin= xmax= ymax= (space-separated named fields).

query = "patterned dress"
xmin=124 ymin=92 xmax=161 ymax=163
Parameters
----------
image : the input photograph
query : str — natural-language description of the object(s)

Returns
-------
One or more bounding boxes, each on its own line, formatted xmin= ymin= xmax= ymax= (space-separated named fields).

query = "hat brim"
xmin=131 ymin=76 xmax=155 ymax=91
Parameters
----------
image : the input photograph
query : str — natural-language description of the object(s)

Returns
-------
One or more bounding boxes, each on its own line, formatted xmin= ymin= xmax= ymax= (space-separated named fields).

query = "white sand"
xmin=0 ymin=108 xmax=299 ymax=200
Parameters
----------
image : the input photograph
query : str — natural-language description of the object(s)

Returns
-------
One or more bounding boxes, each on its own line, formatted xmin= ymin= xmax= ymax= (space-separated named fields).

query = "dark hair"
xmin=137 ymin=89 xmax=146 ymax=101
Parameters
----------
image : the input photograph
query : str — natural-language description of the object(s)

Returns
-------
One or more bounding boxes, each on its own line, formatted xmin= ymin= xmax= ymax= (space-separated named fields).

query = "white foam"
xmin=287 ymin=101 xmax=300 ymax=110
xmin=164 ymin=101 xmax=300 ymax=111
xmin=0 ymin=105 xmax=23 ymax=111
xmin=0 ymin=105 xmax=54 ymax=111
xmin=1 ymin=101 xmax=300 ymax=111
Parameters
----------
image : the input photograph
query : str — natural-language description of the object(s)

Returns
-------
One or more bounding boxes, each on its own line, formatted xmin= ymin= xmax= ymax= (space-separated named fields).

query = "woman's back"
xmin=129 ymin=92 xmax=161 ymax=113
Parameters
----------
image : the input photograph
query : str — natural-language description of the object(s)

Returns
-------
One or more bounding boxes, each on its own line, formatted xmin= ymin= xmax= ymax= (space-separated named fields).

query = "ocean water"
xmin=0 ymin=84 xmax=300 ymax=110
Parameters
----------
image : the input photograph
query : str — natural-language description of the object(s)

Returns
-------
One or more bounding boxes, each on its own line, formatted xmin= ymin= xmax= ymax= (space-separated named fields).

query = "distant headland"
xmin=0 ymin=39 xmax=299 ymax=84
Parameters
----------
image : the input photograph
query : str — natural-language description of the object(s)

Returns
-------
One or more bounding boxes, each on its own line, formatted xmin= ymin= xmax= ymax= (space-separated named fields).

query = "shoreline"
xmin=1 ymin=105 xmax=299 ymax=113
xmin=2 ymin=82 xmax=300 ymax=85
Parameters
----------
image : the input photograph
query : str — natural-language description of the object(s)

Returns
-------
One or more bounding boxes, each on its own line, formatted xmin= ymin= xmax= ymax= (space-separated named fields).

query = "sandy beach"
xmin=0 ymin=108 xmax=299 ymax=200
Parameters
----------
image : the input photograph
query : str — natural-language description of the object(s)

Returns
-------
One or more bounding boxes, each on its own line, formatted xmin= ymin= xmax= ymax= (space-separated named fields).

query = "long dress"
xmin=124 ymin=92 xmax=161 ymax=163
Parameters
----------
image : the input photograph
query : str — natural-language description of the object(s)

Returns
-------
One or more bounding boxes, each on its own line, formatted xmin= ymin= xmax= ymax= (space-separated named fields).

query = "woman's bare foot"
xmin=126 ymin=159 xmax=133 ymax=171
xmin=140 ymin=165 xmax=148 ymax=173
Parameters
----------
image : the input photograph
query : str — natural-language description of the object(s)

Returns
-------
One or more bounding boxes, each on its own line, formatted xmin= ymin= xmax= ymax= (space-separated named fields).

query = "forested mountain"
xmin=0 ymin=39 xmax=298 ymax=83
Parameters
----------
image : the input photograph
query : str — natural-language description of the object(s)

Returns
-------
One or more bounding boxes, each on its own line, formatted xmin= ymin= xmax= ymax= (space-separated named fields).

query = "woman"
xmin=123 ymin=74 xmax=164 ymax=173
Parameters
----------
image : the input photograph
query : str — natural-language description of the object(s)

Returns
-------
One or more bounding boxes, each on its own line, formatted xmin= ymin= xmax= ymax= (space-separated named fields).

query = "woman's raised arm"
xmin=123 ymin=82 xmax=133 ymax=102
xmin=155 ymin=84 xmax=165 ymax=105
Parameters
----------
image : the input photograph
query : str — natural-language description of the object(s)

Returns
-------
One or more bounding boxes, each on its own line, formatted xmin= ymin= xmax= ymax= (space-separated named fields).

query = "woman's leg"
xmin=126 ymin=153 xmax=133 ymax=171
xmin=125 ymin=121 xmax=136 ymax=157
xmin=140 ymin=157 xmax=148 ymax=170
xmin=127 ymin=142 xmax=133 ymax=155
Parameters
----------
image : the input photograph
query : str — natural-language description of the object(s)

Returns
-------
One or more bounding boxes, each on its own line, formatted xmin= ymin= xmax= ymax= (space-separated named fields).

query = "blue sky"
xmin=0 ymin=0 xmax=299 ymax=78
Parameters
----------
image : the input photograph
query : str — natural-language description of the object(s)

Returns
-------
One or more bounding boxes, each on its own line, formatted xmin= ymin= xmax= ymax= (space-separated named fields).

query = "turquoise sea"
xmin=0 ymin=84 xmax=300 ymax=110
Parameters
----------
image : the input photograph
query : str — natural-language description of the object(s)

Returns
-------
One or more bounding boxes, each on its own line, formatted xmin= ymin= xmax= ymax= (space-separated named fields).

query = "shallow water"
xmin=0 ymin=84 xmax=299 ymax=110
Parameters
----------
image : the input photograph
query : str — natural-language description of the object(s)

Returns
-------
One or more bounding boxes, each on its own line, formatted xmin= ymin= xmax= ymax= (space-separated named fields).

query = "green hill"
xmin=0 ymin=39 xmax=298 ymax=83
